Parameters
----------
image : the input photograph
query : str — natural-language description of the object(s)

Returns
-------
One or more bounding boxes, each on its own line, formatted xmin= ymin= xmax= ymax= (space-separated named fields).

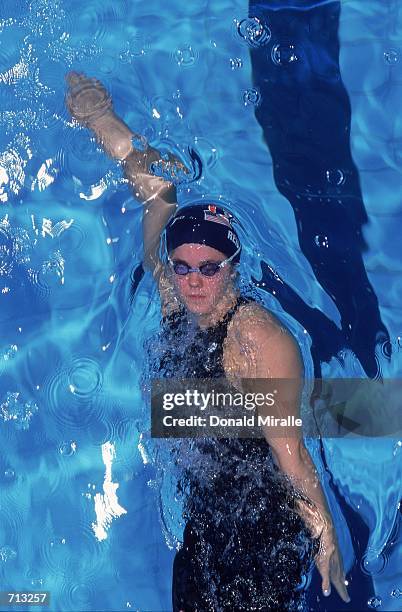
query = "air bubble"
xmin=392 ymin=441 xmax=402 ymax=457
xmin=384 ymin=50 xmax=399 ymax=65
xmin=174 ymin=45 xmax=197 ymax=67
xmin=314 ymin=235 xmax=329 ymax=248
xmin=391 ymin=588 xmax=402 ymax=598
xmin=271 ymin=43 xmax=298 ymax=66
xmin=59 ymin=441 xmax=77 ymax=456
xmin=361 ymin=552 xmax=387 ymax=576
xmin=243 ymin=88 xmax=261 ymax=107
xmin=0 ymin=546 xmax=17 ymax=562
xmin=1 ymin=344 xmax=18 ymax=362
xmin=380 ymin=340 xmax=392 ymax=359
xmin=230 ymin=58 xmax=243 ymax=70
xmin=367 ymin=596 xmax=382 ymax=609
xmin=325 ymin=168 xmax=345 ymax=186
xmin=4 ymin=469 xmax=15 ymax=479
xmin=236 ymin=17 xmax=271 ymax=48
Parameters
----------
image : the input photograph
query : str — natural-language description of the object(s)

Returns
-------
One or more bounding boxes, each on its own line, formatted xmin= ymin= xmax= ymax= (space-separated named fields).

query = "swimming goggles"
xmin=167 ymin=246 xmax=240 ymax=277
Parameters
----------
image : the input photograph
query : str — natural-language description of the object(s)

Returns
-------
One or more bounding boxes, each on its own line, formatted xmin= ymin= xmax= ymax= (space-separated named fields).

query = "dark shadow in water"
xmin=252 ymin=261 xmax=347 ymax=378
xmin=130 ymin=262 xmax=145 ymax=304
xmin=248 ymin=0 xmax=391 ymax=379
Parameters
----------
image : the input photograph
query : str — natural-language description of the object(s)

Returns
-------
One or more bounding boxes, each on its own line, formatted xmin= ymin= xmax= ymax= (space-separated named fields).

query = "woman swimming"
xmin=65 ymin=72 xmax=351 ymax=611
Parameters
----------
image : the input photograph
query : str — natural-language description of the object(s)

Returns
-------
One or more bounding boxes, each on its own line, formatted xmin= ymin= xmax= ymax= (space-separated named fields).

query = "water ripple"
xmin=27 ymin=267 xmax=51 ymax=300
xmin=193 ymin=136 xmax=219 ymax=169
xmin=68 ymin=357 xmax=103 ymax=399
xmin=44 ymin=358 xmax=107 ymax=432
xmin=119 ymin=28 xmax=150 ymax=62
xmin=0 ymin=224 xmax=14 ymax=276
xmin=0 ymin=496 xmax=23 ymax=547
xmin=39 ymin=534 xmax=71 ymax=576
xmin=63 ymin=128 xmax=111 ymax=185
xmin=361 ymin=551 xmax=388 ymax=576
xmin=57 ymin=221 xmax=87 ymax=255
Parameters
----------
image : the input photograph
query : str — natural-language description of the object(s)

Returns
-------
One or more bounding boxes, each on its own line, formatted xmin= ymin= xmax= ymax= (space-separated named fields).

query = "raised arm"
xmin=65 ymin=72 xmax=181 ymax=276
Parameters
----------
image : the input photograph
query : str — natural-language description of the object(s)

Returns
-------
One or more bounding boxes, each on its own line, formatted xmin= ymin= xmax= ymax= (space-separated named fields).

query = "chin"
xmin=183 ymin=298 xmax=213 ymax=315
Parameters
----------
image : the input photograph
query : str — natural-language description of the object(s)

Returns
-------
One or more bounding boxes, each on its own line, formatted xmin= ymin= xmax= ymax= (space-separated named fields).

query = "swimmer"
xmin=66 ymin=72 xmax=351 ymax=610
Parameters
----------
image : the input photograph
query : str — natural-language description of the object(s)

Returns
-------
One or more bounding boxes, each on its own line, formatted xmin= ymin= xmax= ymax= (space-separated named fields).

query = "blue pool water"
xmin=0 ymin=0 xmax=401 ymax=610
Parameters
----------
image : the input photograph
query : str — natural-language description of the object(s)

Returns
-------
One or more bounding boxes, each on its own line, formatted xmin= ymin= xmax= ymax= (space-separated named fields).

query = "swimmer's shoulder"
xmin=229 ymin=299 xmax=285 ymax=340
xmin=225 ymin=298 xmax=302 ymax=378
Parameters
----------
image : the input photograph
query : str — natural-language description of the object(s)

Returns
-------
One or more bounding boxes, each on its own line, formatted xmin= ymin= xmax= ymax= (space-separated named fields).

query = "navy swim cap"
xmin=165 ymin=204 xmax=241 ymax=263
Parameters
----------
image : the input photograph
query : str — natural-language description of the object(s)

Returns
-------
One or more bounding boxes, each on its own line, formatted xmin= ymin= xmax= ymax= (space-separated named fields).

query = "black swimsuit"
xmin=156 ymin=295 xmax=319 ymax=611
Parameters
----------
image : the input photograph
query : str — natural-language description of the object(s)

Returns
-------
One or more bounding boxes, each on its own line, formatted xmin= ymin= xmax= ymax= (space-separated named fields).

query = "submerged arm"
xmin=233 ymin=310 xmax=350 ymax=603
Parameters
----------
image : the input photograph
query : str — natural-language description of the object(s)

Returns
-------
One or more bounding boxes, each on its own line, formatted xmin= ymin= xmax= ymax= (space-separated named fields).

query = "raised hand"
xmin=65 ymin=71 xmax=113 ymax=127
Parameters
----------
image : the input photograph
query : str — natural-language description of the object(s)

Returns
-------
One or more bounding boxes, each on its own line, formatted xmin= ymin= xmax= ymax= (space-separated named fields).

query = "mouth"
xmin=186 ymin=295 xmax=206 ymax=300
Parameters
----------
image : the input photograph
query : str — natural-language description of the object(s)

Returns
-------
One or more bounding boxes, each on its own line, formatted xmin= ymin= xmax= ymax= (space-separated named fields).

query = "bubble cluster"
xmin=236 ymin=17 xmax=271 ymax=48
xmin=0 ymin=545 xmax=17 ymax=562
xmin=314 ymin=235 xmax=329 ymax=248
xmin=367 ymin=596 xmax=382 ymax=609
xmin=230 ymin=58 xmax=243 ymax=70
xmin=0 ymin=391 xmax=39 ymax=430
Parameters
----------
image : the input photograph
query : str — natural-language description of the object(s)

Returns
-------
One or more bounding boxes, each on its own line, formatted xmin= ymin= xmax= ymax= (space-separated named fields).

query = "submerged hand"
xmin=295 ymin=498 xmax=350 ymax=603
xmin=314 ymin=524 xmax=351 ymax=604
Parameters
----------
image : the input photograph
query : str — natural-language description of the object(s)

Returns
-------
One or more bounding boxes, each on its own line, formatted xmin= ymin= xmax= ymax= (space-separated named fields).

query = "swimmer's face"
xmin=168 ymin=243 xmax=236 ymax=315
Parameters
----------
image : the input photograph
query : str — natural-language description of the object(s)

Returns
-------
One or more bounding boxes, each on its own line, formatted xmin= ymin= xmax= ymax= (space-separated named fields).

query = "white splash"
xmin=31 ymin=159 xmax=58 ymax=192
xmin=0 ymin=54 xmax=29 ymax=85
xmin=138 ymin=433 xmax=149 ymax=465
xmin=79 ymin=179 xmax=108 ymax=201
xmin=91 ymin=442 xmax=127 ymax=542
xmin=0 ymin=134 xmax=32 ymax=203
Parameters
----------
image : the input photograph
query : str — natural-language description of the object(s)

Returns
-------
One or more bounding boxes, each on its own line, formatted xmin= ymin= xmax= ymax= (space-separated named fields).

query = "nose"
xmin=187 ymin=271 xmax=202 ymax=287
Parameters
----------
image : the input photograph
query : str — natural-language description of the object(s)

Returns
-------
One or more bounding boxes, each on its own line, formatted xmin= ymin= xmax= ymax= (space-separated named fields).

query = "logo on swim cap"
xmin=227 ymin=229 xmax=240 ymax=248
xmin=203 ymin=206 xmax=233 ymax=228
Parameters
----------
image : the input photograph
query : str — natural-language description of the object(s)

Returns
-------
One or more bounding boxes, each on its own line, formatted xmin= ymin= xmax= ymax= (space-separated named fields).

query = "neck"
xmin=196 ymin=289 xmax=239 ymax=329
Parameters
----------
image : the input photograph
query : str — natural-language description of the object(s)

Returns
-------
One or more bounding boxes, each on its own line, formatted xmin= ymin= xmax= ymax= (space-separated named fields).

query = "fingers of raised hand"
xmin=65 ymin=72 xmax=111 ymax=123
